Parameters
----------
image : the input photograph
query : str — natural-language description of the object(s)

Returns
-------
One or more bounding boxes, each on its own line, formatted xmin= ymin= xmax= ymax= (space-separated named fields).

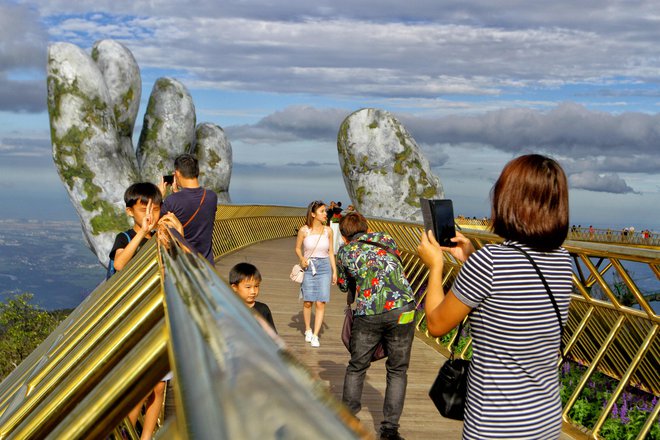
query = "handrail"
xmin=0 ymin=210 xmax=369 ymax=439
xmin=0 ymin=240 xmax=163 ymax=438
xmin=160 ymin=229 xmax=367 ymax=439
xmin=361 ymin=218 xmax=659 ymax=439
xmin=211 ymin=205 xmax=659 ymax=439
xmin=0 ymin=203 xmax=657 ymax=439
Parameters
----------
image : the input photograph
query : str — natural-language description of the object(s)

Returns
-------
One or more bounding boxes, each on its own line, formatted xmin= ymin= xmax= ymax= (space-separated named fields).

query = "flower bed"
xmin=560 ymin=360 xmax=660 ymax=439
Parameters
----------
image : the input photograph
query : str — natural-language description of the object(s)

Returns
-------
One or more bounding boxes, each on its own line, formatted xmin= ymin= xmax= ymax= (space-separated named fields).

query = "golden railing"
xmin=0 ymin=206 xmax=365 ymax=439
xmin=457 ymin=218 xmax=660 ymax=247
xmin=365 ymin=218 xmax=659 ymax=440
xmin=212 ymin=206 xmax=659 ymax=439
xmin=0 ymin=204 xmax=657 ymax=439
xmin=0 ymin=240 xmax=164 ymax=439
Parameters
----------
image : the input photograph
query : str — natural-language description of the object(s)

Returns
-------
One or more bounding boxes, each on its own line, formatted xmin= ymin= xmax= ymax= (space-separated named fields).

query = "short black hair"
xmin=174 ymin=153 xmax=199 ymax=178
xmin=229 ymin=262 xmax=262 ymax=285
xmin=124 ymin=182 xmax=163 ymax=208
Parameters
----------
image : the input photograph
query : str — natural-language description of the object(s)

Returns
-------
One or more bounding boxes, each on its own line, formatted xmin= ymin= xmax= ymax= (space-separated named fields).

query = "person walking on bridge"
xmin=295 ymin=200 xmax=337 ymax=348
xmin=337 ymin=211 xmax=415 ymax=440
xmin=418 ymin=154 xmax=572 ymax=440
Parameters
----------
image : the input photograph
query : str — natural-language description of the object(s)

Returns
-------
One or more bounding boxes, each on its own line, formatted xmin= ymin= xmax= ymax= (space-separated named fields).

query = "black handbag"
xmin=428 ymin=318 xmax=469 ymax=420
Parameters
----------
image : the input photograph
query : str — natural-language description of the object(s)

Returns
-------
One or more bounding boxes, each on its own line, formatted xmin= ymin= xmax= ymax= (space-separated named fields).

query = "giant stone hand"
xmin=47 ymin=40 xmax=232 ymax=267
xmin=337 ymin=108 xmax=443 ymax=222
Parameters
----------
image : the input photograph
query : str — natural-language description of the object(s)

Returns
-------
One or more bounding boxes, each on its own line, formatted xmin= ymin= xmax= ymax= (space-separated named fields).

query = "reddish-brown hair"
xmin=305 ymin=200 xmax=326 ymax=227
xmin=491 ymin=154 xmax=569 ymax=250
xmin=339 ymin=211 xmax=368 ymax=239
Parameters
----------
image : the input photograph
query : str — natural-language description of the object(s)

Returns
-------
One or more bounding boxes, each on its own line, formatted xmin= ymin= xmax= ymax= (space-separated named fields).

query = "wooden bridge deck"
xmin=215 ymin=236 xmax=464 ymax=440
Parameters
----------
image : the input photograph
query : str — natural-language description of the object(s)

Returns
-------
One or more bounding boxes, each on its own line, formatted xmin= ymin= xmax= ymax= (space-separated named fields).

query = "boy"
xmin=109 ymin=182 xmax=175 ymax=440
xmin=109 ymin=183 xmax=162 ymax=273
xmin=229 ymin=262 xmax=277 ymax=333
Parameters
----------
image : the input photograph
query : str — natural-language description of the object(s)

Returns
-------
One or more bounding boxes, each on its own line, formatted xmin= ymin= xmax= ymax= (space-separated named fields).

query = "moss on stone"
xmin=123 ymin=87 xmax=134 ymax=109
xmin=358 ymin=155 xmax=370 ymax=173
xmin=404 ymin=176 xmax=420 ymax=207
xmin=47 ymin=68 xmax=128 ymax=234
xmin=114 ymin=87 xmax=135 ymax=135
xmin=91 ymin=46 xmax=99 ymax=62
xmin=421 ymin=186 xmax=437 ymax=199
xmin=155 ymin=78 xmax=168 ymax=91
xmin=137 ymin=94 xmax=164 ymax=151
xmin=355 ymin=186 xmax=366 ymax=204
xmin=53 ymin=127 xmax=93 ymax=189
xmin=393 ymin=144 xmax=412 ymax=175
xmin=207 ymin=149 xmax=221 ymax=169
xmin=90 ymin=205 xmax=131 ymax=233
xmin=46 ymin=74 xmax=66 ymax=123
xmin=368 ymin=121 xmax=378 ymax=129
xmin=52 ymin=125 xmax=130 ymax=234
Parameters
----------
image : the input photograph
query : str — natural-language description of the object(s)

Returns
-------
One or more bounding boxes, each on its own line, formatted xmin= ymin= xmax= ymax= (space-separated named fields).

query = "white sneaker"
xmin=310 ymin=335 xmax=320 ymax=348
xmin=304 ymin=329 xmax=313 ymax=342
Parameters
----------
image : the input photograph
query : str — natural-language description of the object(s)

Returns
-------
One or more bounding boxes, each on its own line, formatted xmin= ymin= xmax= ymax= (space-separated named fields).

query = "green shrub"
xmin=0 ymin=293 xmax=65 ymax=380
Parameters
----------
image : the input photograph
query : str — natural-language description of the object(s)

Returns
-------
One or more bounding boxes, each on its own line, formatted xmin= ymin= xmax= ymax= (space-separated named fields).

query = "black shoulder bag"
xmin=428 ymin=317 xmax=470 ymax=420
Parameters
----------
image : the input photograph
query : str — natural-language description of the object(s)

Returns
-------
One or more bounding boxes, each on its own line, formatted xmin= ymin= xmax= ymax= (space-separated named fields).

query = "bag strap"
xmin=447 ymin=318 xmax=466 ymax=360
xmin=182 ymin=189 xmax=207 ymax=228
xmin=357 ymin=239 xmax=403 ymax=266
xmin=506 ymin=243 xmax=565 ymax=355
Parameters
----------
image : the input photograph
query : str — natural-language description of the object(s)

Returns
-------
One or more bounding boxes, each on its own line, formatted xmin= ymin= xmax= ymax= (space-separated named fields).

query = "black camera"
xmin=163 ymin=174 xmax=174 ymax=185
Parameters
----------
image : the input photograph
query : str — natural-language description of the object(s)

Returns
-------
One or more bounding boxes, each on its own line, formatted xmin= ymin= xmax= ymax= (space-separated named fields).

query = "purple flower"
xmin=620 ymin=400 xmax=629 ymax=424
xmin=562 ymin=361 xmax=570 ymax=375
xmin=588 ymin=380 xmax=595 ymax=389
xmin=612 ymin=403 xmax=619 ymax=418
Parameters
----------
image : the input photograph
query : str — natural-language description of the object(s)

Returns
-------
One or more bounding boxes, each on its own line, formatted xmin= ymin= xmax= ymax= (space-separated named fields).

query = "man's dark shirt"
xmin=162 ymin=186 xmax=218 ymax=264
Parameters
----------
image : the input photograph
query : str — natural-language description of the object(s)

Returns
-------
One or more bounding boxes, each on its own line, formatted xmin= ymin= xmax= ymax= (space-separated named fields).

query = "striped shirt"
xmin=452 ymin=241 xmax=572 ymax=440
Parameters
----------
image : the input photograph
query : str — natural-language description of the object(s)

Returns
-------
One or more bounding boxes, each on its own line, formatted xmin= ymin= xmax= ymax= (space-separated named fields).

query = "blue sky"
xmin=1 ymin=0 xmax=660 ymax=230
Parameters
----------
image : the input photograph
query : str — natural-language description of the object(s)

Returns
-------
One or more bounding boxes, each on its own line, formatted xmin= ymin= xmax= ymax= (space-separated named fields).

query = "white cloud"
xmin=0 ymin=3 xmax=47 ymax=111
xmin=569 ymin=171 xmax=639 ymax=194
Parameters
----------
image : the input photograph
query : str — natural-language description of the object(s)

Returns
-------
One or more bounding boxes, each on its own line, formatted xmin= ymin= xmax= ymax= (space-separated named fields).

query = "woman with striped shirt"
xmin=418 ymin=154 xmax=572 ymax=439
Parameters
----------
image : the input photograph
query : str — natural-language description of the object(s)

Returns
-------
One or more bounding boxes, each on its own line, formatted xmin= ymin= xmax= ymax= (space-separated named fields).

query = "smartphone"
xmin=420 ymin=198 xmax=457 ymax=247
xmin=163 ymin=174 xmax=174 ymax=185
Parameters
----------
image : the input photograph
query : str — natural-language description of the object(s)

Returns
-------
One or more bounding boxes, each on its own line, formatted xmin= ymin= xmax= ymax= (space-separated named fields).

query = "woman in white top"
xmin=295 ymin=200 xmax=338 ymax=347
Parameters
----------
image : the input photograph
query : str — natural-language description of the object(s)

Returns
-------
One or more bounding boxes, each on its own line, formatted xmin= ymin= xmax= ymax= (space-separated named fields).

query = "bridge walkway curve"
xmin=215 ymin=236 xmax=464 ymax=440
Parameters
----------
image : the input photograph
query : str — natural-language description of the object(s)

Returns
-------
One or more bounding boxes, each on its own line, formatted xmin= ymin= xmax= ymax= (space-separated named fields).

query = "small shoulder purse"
xmin=428 ymin=318 xmax=470 ymax=420
xmin=290 ymin=226 xmax=323 ymax=284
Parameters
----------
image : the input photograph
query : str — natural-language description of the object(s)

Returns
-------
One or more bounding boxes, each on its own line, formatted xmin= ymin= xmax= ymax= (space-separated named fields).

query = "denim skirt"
xmin=301 ymin=257 xmax=331 ymax=302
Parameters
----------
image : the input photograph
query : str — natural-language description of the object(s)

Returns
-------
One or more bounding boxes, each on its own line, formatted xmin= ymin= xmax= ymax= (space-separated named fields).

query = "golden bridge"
xmin=0 ymin=205 xmax=658 ymax=439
